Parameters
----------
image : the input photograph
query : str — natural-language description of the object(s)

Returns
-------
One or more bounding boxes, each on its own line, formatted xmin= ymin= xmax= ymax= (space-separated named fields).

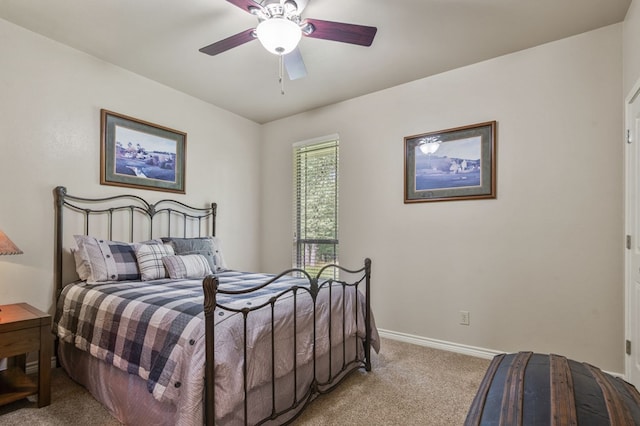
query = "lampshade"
xmin=0 ymin=229 xmax=23 ymax=255
xmin=256 ymin=18 xmax=302 ymax=55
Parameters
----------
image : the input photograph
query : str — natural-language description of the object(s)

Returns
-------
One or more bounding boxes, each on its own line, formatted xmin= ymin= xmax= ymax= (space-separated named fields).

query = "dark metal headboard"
xmin=54 ymin=186 xmax=217 ymax=296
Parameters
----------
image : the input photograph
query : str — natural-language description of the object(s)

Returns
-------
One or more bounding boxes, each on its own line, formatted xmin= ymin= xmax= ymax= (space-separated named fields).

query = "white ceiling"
xmin=0 ymin=0 xmax=631 ymax=124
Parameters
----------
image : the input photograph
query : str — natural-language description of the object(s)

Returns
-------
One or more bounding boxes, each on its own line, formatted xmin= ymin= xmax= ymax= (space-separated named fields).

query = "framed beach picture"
xmin=404 ymin=121 xmax=496 ymax=203
xmin=100 ymin=110 xmax=186 ymax=194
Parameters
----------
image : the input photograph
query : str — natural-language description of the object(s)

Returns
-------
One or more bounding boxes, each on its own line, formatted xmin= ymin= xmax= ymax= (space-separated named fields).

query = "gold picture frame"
xmin=404 ymin=121 xmax=496 ymax=203
xmin=100 ymin=109 xmax=186 ymax=194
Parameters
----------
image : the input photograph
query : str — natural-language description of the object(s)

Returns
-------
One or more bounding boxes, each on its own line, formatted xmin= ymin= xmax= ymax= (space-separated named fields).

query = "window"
xmin=293 ymin=137 xmax=339 ymax=278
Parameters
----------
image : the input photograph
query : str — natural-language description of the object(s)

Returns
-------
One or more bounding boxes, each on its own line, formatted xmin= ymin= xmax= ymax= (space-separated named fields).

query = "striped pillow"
xmin=162 ymin=254 xmax=212 ymax=280
xmin=161 ymin=237 xmax=228 ymax=271
xmin=134 ymin=243 xmax=175 ymax=281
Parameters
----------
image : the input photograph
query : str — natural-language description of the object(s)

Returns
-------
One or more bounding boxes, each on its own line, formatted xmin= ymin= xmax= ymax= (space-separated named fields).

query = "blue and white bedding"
xmin=55 ymin=270 xmax=379 ymax=423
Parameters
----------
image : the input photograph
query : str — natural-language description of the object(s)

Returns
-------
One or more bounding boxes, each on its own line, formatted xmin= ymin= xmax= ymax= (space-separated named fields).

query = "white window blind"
xmin=293 ymin=138 xmax=339 ymax=278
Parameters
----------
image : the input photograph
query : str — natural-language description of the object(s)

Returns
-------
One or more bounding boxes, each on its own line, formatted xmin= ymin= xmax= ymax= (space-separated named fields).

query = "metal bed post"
xmin=203 ymin=274 xmax=219 ymax=426
xmin=364 ymin=258 xmax=372 ymax=372
xmin=211 ymin=203 xmax=217 ymax=236
xmin=54 ymin=186 xmax=67 ymax=299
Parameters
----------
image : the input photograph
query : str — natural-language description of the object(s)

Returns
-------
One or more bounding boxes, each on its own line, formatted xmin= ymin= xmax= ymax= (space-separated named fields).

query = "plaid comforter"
xmin=54 ymin=270 xmax=374 ymax=408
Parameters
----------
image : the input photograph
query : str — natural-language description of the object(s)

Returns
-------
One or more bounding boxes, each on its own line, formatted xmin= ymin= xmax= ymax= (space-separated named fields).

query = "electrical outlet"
xmin=459 ymin=310 xmax=470 ymax=326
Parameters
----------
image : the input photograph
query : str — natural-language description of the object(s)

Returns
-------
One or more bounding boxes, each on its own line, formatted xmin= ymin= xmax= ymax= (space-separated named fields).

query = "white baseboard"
xmin=378 ymin=329 xmax=626 ymax=378
xmin=378 ymin=328 xmax=505 ymax=360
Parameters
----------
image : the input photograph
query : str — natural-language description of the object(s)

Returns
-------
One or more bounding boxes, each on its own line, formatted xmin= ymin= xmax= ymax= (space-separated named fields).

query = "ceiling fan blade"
xmin=199 ymin=28 xmax=256 ymax=56
xmin=302 ymin=18 xmax=377 ymax=47
xmin=284 ymin=48 xmax=307 ymax=80
xmin=226 ymin=0 xmax=263 ymax=14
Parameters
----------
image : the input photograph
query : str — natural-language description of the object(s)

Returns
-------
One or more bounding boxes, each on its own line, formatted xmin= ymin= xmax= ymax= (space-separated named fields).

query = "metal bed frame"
xmin=54 ymin=186 xmax=373 ymax=425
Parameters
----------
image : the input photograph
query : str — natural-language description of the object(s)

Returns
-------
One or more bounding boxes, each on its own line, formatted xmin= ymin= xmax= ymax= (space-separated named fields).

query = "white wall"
xmin=0 ymin=14 xmax=628 ymax=374
xmin=0 ymin=19 xmax=262 ymax=315
xmin=261 ymin=25 xmax=624 ymax=372
xmin=624 ymin=0 xmax=640 ymax=95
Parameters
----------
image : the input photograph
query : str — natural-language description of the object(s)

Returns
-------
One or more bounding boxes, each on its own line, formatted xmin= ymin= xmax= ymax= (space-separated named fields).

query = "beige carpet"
xmin=0 ymin=338 xmax=490 ymax=425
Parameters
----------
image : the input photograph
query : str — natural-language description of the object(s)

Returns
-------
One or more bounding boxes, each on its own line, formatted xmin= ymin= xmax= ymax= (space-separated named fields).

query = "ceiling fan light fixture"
xmin=256 ymin=18 xmax=302 ymax=55
xmin=418 ymin=138 xmax=441 ymax=155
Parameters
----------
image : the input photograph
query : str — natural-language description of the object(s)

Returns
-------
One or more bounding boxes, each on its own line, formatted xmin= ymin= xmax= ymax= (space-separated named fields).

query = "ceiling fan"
xmin=199 ymin=0 xmax=377 ymax=82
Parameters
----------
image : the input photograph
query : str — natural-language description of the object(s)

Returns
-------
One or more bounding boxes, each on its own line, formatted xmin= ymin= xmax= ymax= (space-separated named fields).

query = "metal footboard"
xmin=203 ymin=259 xmax=372 ymax=426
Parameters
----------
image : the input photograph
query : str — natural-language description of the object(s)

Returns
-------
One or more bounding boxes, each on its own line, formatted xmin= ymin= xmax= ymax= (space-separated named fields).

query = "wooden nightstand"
xmin=0 ymin=303 xmax=51 ymax=408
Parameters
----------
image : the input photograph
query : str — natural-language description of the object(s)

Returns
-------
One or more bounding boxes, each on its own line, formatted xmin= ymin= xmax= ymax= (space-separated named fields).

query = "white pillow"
xmin=71 ymin=247 xmax=91 ymax=281
xmin=162 ymin=254 xmax=212 ymax=279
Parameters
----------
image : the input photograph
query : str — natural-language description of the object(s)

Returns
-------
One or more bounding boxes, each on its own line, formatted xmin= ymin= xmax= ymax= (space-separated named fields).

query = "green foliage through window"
xmin=293 ymin=139 xmax=338 ymax=278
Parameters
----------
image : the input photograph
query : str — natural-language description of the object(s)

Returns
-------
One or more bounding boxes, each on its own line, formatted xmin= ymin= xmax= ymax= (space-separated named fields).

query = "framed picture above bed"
xmin=404 ymin=121 xmax=496 ymax=203
xmin=100 ymin=109 xmax=186 ymax=194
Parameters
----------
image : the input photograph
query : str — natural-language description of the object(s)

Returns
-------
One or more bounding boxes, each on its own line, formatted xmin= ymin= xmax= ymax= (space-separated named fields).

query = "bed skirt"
xmin=59 ymin=337 xmax=364 ymax=425
xmin=59 ymin=341 xmax=184 ymax=424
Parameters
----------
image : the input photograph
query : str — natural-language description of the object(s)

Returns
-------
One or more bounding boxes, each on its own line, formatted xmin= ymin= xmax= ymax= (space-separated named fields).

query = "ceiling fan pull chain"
xmin=279 ymin=54 xmax=285 ymax=95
